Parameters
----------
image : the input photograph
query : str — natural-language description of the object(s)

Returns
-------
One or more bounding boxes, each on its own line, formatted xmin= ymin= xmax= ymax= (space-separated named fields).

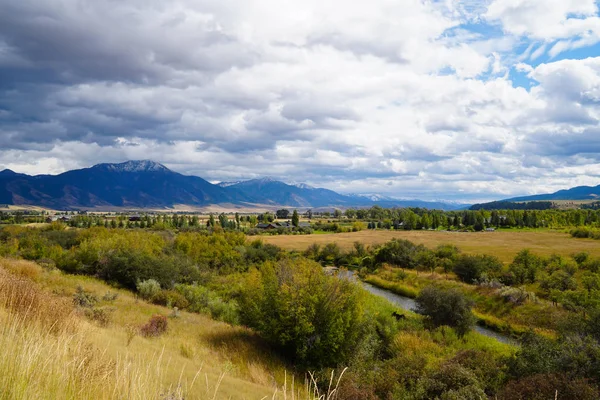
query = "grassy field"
xmin=0 ymin=258 xmax=311 ymax=399
xmin=261 ymin=229 xmax=600 ymax=262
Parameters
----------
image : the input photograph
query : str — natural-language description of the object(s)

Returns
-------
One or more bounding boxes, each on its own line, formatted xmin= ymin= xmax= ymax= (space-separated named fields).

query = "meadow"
xmin=3 ymin=223 xmax=600 ymax=398
xmin=261 ymin=229 xmax=600 ymax=263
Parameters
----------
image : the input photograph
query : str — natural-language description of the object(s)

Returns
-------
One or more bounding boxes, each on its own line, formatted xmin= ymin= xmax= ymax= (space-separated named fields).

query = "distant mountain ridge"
xmin=222 ymin=178 xmax=372 ymax=208
xmin=0 ymin=160 xmax=464 ymax=210
xmin=507 ymin=185 xmax=600 ymax=202
xmin=468 ymin=183 xmax=600 ymax=210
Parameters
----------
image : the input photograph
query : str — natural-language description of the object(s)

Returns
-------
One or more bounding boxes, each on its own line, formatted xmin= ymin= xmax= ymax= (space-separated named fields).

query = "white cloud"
xmin=0 ymin=0 xmax=600 ymax=202
xmin=486 ymin=0 xmax=598 ymax=39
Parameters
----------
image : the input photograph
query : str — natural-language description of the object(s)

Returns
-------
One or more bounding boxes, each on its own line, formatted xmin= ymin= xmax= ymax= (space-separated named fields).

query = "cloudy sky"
xmin=1 ymin=0 xmax=600 ymax=202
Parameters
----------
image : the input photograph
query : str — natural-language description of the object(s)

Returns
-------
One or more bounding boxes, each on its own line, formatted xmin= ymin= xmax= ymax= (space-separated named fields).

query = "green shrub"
xmin=449 ymin=350 xmax=506 ymax=395
xmin=239 ymin=259 xmax=364 ymax=368
xmin=152 ymin=289 xmax=190 ymax=309
xmin=375 ymin=239 xmax=427 ymax=269
xmin=136 ymin=279 xmax=161 ymax=301
xmin=539 ymin=271 xmax=578 ymax=292
xmin=73 ymin=286 xmax=98 ymax=308
xmin=415 ymin=286 xmax=475 ymax=337
xmin=175 ymin=284 xmax=239 ymax=325
xmin=505 ymin=249 xmax=543 ymax=285
xmin=424 ymin=362 xmax=486 ymax=400
xmin=453 ymin=254 xmax=502 ymax=283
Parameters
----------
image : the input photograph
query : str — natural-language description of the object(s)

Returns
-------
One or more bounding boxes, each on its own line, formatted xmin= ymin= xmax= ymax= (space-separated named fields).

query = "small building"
xmin=48 ymin=215 xmax=72 ymax=223
xmin=256 ymin=223 xmax=278 ymax=229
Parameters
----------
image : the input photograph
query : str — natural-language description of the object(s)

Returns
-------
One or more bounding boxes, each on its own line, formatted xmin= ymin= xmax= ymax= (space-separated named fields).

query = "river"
xmin=361 ymin=281 xmax=518 ymax=345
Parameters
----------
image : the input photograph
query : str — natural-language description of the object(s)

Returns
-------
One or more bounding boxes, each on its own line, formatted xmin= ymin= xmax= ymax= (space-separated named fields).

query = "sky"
xmin=0 ymin=0 xmax=600 ymax=202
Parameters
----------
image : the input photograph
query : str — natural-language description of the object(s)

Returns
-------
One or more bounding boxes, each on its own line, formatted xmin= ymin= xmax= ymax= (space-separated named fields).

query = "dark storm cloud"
xmin=0 ymin=1 xmax=257 ymax=84
xmin=0 ymin=0 xmax=266 ymax=151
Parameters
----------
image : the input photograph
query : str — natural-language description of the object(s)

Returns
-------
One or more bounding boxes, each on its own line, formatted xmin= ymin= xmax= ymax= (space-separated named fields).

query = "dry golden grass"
xmin=260 ymin=230 xmax=600 ymax=263
xmin=0 ymin=258 xmax=325 ymax=399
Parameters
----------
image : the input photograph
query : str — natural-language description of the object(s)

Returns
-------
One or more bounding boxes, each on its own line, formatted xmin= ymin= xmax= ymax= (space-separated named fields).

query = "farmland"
xmin=261 ymin=229 xmax=600 ymax=263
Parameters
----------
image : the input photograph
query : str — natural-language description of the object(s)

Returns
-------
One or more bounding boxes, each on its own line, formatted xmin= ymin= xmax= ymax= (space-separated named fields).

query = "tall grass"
xmin=364 ymin=276 xmax=419 ymax=298
xmin=0 ymin=259 xmax=345 ymax=400
xmin=0 ymin=266 xmax=185 ymax=399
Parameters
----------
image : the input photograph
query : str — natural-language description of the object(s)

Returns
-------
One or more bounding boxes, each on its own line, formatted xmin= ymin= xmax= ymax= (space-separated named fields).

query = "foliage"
xmin=175 ymin=284 xmax=239 ymax=325
xmin=415 ymin=286 xmax=475 ymax=337
xmin=136 ymin=279 xmax=161 ymax=301
xmin=239 ymin=259 xmax=364 ymax=368
xmin=73 ymin=285 xmax=98 ymax=308
xmin=139 ymin=315 xmax=168 ymax=337
xmin=572 ymin=227 xmax=600 ymax=240
xmin=498 ymin=374 xmax=598 ymax=400
xmin=496 ymin=286 xmax=537 ymax=305
xmin=453 ymin=254 xmax=502 ymax=283
xmin=423 ymin=362 xmax=487 ymax=400
xmin=152 ymin=289 xmax=190 ymax=309
xmin=84 ymin=306 xmax=114 ymax=326
xmin=375 ymin=239 xmax=426 ymax=269
xmin=504 ymin=249 xmax=544 ymax=285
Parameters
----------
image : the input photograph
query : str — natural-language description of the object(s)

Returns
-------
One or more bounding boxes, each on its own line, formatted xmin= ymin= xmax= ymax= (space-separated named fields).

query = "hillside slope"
xmin=0 ymin=258 xmax=302 ymax=399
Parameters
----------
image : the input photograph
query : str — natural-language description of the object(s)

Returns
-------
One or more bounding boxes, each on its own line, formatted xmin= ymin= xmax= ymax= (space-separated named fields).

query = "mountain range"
xmin=0 ymin=160 xmax=466 ymax=210
xmin=506 ymin=185 xmax=600 ymax=202
xmin=469 ymin=184 xmax=600 ymax=210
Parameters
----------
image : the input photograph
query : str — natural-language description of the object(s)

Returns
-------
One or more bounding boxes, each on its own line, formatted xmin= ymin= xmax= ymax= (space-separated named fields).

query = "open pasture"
xmin=260 ymin=229 xmax=600 ymax=263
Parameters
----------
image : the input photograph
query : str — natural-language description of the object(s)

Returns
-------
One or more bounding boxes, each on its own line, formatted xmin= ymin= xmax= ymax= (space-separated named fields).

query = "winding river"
xmin=361 ymin=281 xmax=518 ymax=345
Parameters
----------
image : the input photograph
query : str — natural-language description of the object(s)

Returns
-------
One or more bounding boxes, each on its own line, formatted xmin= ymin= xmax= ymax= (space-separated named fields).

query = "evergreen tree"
xmin=292 ymin=209 xmax=299 ymax=227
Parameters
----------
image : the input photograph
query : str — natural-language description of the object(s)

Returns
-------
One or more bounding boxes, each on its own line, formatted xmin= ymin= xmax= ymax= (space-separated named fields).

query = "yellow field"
xmin=261 ymin=229 xmax=600 ymax=263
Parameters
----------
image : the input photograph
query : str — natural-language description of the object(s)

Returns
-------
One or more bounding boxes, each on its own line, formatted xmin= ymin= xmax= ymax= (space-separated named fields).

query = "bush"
xmin=573 ymin=251 xmax=590 ymax=266
xmin=453 ymin=254 xmax=502 ymax=283
xmin=506 ymin=249 xmax=543 ymax=285
xmin=571 ymin=228 xmax=600 ymax=240
xmin=449 ymin=349 xmax=506 ymax=395
xmin=415 ymin=286 xmax=475 ymax=337
xmin=317 ymin=242 xmax=342 ymax=265
xmin=496 ymin=286 xmax=537 ymax=305
xmin=424 ymin=362 xmax=487 ymax=400
xmin=375 ymin=239 xmax=426 ymax=269
xmin=102 ymin=291 xmax=118 ymax=302
xmin=84 ymin=306 xmax=114 ymax=327
xmin=151 ymin=289 xmax=190 ymax=309
xmin=136 ymin=279 xmax=161 ymax=301
xmin=539 ymin=271 xmax=578 ymax=292
xmin=73 ymin=286 xmax=98 ymax=308
xmin=239 ymin=259 xmax=364 ymax=368
xmin=140 ymin=315 xmax=168 ymax=337
xmin=175 ymin=284 xmax=239 ymax=324
xmin=498 ymin=373 xmax=598 ymax=400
